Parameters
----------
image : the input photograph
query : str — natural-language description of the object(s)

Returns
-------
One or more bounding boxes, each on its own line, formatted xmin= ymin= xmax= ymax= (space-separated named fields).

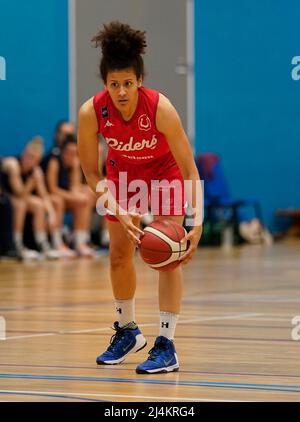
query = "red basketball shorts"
xmin=104 ymin=151 xmax=186 ymax=222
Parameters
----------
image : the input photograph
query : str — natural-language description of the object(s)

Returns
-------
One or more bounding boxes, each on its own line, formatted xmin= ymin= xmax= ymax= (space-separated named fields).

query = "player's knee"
xmin=110 ymin=248 xmax=133 ymax=270
xmin=84 ymin=191 xmax=95 ymax=208
xmin=52 ymin=195 xmax=64 ymax=211
xmin=29 ymin=197 xmax=45 ymax=214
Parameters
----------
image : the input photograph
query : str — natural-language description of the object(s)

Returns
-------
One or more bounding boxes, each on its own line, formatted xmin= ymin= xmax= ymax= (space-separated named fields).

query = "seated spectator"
xmin=1 ymin=137 xmax=73 ymax=260
xmin=0 ymin=157 xmax=17 ymax=259
xmin=54 ymin=121 xmax=76 ymax=149
xmin=46 ymin=137 xmax=96 ymax=257
xmin=41 ymin=121 xmax=76 ymax=172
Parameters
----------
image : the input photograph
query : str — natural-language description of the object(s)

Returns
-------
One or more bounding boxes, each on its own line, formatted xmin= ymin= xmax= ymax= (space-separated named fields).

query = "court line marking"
xmin=1 ymin=373 xmax=300 ymax=394
xmin=1 ymin=313 xmax=263 ymax=341
xmin=0 ymin=391 xmax=103 ymax=402
xmin=1 ymin=363 xmax=300 ymax=380
xmin=0 ymin=390 xmax=241 ymax=402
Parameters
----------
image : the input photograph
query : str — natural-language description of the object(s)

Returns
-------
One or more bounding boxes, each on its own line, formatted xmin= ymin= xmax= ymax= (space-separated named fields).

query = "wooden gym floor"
xmin=0 ymin=239 xmax=300 ymax=402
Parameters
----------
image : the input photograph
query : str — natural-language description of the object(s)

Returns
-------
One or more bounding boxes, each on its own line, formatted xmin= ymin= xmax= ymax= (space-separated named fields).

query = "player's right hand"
xmin=118 ymin=213 xmax=144 ymax=246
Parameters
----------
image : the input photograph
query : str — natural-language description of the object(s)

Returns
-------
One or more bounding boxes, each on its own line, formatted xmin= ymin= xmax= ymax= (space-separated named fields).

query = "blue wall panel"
xmin=195 ymin=0 xmax=300 ymax=229
xmin=0 ymin=0 xmax=69 ymax=156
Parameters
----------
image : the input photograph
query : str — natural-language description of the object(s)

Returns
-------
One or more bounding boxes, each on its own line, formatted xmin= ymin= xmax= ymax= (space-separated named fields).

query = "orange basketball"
xmin=139 ymin=220 xmax=188 ymax=272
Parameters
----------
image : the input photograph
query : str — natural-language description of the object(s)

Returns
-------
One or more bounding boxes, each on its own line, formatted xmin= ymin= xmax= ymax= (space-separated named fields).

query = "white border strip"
xmin=68 ymin=0 xmax=77 ymax=123
xmin=187 ymin=0 xmax=195 ymax=150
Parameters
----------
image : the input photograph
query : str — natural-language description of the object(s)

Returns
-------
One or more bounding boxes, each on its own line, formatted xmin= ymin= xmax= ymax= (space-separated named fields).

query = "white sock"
xmin=14 ymin=232 xmax=23 ymax=248
xmin=159 ymin=312 xmax=179 ymax=340
xmin=86 ymin=230 xmax=91 ymax=244
xmin=51 ymin=230 xmax=63 ymax=249
xmin=34 ymin=231 xmax=50 ymax=252
xmin=35 ymin=231 xmax=48 ymax=245
xmin=115 ymin=299 xmax=136 ymax=327
xmin=74 ymin=230 xmax=88 ymax=248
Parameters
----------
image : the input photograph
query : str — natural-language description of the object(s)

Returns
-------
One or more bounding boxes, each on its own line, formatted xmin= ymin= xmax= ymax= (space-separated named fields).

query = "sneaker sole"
xmin=136 ymin=364 xmax=180 ymax=374
xmin=96 ymin=337 xmax=147 ymax=365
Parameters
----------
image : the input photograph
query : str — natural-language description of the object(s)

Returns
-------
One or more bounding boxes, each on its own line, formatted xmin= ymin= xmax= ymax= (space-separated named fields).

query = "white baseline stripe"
xmin=1 ymin=313 xmax=262 ymax=341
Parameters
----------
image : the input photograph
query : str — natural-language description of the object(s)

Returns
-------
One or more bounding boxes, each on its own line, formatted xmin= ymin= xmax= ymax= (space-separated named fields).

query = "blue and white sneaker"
xmin=136 ymin=336 xmax=179 ymax=374
xmin=96 ymin=321 xmax=147 ymax=365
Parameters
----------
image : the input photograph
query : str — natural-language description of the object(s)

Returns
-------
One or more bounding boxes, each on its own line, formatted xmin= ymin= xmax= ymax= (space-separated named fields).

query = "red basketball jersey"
xmin=93 ymin=86 xmax=171 ymax=164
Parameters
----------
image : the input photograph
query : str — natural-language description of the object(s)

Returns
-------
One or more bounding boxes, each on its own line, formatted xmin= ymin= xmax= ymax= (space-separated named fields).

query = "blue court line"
xmin=1 ymin=363 xmax=300 ymax=379
xmin=0 ymin=391 xmax=105 ymax=402
xmin=1 ymin=373 xmax=300 ymax=394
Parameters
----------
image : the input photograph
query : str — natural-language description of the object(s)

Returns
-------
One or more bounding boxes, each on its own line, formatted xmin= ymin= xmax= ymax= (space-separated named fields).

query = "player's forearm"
xmin=94 ymin=177 xmax=129 ymax=220
xmin=13 ymin=177 xmax=35 ymax=198
xmin=85 ymin=171 xmax=103 ymax=196
xmin=86 ymin=172 xmax=128 ymax=218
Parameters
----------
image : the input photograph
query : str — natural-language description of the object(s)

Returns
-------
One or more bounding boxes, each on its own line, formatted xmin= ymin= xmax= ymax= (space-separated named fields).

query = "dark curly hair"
xmin=92 ymin=21 xmax=147 ymax=83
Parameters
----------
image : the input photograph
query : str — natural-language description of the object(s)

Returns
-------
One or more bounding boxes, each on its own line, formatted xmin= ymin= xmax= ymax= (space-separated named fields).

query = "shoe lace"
xmin=147 ymin=341 xmax=167 ymax=361
xmin=107 ymin=325 xmax=126 ymax=352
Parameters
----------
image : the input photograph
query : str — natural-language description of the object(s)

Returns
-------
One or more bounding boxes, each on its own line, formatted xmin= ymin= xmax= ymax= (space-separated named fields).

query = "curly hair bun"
xmin=92 ymin=21 xmax=147 ymax=60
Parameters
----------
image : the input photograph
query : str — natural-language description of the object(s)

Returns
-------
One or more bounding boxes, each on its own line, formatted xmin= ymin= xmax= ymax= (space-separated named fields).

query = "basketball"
xmin=139 ymin=220 xmax=188 ymax=271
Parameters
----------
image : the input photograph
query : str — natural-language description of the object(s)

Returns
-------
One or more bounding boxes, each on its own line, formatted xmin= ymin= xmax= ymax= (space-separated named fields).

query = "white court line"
xmin=68 ymin=314 xmax=263 ymax=333
xmin=65 ymin=323 xmax=156 ymax=335
xmin=3 ymin=333 xmax=57 ymax=341
xmin=0 ymin=390 xmax=244 ymax=402
xmin=1 ymin=313 xmax=263 ymax=341
xmin=242 ymin=318 xmax=293 ymax=322
xmin=180 ymin=313 xmax=263 ymax=324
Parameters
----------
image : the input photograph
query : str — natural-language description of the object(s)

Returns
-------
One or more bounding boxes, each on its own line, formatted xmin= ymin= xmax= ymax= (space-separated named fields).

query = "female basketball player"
xmin=78 ymin=22 xmax=202 ymax=374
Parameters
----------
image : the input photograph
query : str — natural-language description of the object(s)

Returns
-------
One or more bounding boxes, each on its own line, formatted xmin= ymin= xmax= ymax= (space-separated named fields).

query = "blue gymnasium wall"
xmin=195 ymin=0 xmax=300 ymax=230
xmin=0 ymin=0 xmax=69 ymax=156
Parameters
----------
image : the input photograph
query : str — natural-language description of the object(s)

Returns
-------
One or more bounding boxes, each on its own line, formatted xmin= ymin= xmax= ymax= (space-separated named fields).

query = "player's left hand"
xmin=179 ymin=225 xmax=202 ymax=265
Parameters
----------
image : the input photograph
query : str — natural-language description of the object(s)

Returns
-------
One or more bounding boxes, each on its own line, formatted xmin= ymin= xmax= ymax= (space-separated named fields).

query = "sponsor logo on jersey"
xmin=106 ymin=135 xmax=158 ymax=152
xmin=138 ymin=114 xmax=151 ymax=131
xmin=105 ymin=120 xmax=114 ymax=128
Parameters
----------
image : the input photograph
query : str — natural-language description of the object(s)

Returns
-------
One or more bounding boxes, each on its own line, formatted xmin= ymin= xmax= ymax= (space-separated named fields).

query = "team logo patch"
xmin=101 ymin=107 xmax=109 ymax=118
xmin=110 ymin=159 xmax=116 ymax=167
xmin=138 ymin=114 xmax=151 ymax=131
xmin=105 ymin=120 xmax=114 ymax=128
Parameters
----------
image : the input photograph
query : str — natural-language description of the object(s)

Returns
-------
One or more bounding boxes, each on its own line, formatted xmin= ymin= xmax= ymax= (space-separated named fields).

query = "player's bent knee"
xmin=110 ymin=249 xmax=134 ymax=269
xmin=27 ymin=198 xmax=47 ymax=215
xmin=51 ymin=195 xmax=64 ymax=210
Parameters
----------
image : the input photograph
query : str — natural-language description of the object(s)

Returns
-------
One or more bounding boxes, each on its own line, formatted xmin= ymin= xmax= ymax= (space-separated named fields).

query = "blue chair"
xmin=195 ymin=153 xmax=263 ymax=244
